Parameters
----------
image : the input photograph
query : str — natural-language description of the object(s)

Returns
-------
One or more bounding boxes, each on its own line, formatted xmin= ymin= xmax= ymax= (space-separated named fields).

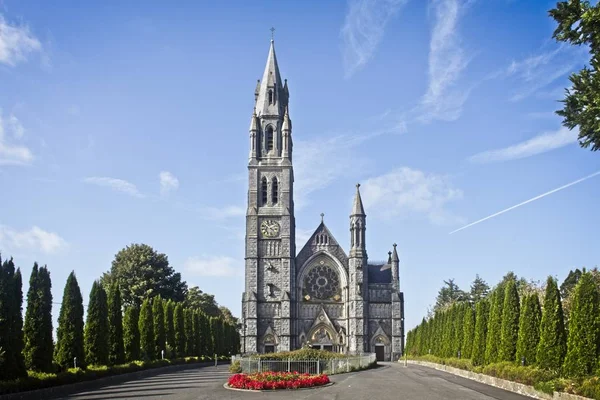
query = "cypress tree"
xmin=23 ymin=264 xmax=54 ymax=371
xmin=485 ymin=288 xmax=504 ymax=364
xmin=22 ymin=263 xmax=40 ymax=370
xmin=174 ymin=303 xmax=185 ymax=357
xmin=107 ymin=281 xmax=124 ymax=365
xmin=499 ymin=279 xmax=520 ymax=361
xmin=563 ymin=272 xmax=600 ymax=377
xmin=164 ymin=300 xmax=175 ymax=358
xmin=152 ymin=297 xmax=165 ymax=359
xmin=184 ymin=308 xmax=194 ymax=356
xmin=462 ymin=305 xmax=475 ymax=359
xmin=84 ymin=281 xmax=109 ymax=366
xmin=123 ymin=306 xmax=140 ymax=361
xmin=0 ymin=257 xmax=27 ymax=379
xmin=472 ymin=300 xmax=489 ymax=366
xmin=516 ymin=294 xmax=541 ymax=365
xmin=454 ymin=303 xmax=466 ymax=357
xmin=193 ymin=311 xmax=201 ymax=356
xmin=537 ymin=276 xmax=567 ymax=371
xmin=139 ymin=298 xmax=154 ymax=360
xmin=55 ymin=271 xmax=85 ymax=369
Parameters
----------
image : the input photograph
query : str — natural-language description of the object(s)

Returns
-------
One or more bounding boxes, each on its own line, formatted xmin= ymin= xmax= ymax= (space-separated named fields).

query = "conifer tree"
xmin=164 ymin=300 xmax=175 ymax=358
xmin=174 ymin=303 xmax=185 ymax=357
xmin=55 ymin=271 xmax=85 ymax=369
xmin=184 ymin=308 xmax=194 ymax=356
xmin=499 ymin=279 xmax=520 ymax=361
xmin=23 ymin=264 xmax=54 ymax=371
xmin=139 ymin=298 xmax=154 ymax=360
xmin=462 ymin=305 xmax=475 ymax=359
xmin=123 ymin=306 xmax=140 ymax=361
xmin=152 ymin=297 xmax=165 ymax=359
xmin=472 ymin=300 xmax=489 ymax=366
xmin=454 ymin=303 xmax=466 ymax=357
xmin=563 ymin=272 xmax=600 ymax=377
xmin=485 ymin=288 xmax=504 ymax=364
xmin=193 ymin=311 xmax=201 ymax=356
xmin=516 ymin=294 xmax=541 ymax=365
xmin=85 ymin=281 xmax=109 ymax=366
xmin=537 ymin=276 xmax=567 ymax=371
xmin=107 ymin=281 xmax=124 ymax=365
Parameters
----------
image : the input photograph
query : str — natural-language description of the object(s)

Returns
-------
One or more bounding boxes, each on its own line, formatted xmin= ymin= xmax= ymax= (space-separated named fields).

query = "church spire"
xmin=351 ymin=183 xmax=366 ymax=216
xmin=254 ymin=38 xmax=287 ymax=117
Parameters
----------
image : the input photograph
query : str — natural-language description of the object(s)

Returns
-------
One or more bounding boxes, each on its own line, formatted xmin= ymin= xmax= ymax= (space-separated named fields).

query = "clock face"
xmin=261 ymin=220 xmax=280 ymax=238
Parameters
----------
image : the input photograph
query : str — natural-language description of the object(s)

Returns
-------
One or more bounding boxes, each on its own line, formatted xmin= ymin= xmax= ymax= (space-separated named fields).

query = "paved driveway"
xmin=56 ymin=362 xmax=533 ymax=400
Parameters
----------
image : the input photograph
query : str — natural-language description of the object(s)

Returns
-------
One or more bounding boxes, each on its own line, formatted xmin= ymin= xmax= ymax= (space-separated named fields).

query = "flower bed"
xmin=227 ymin=371 xmax=330 ymax=390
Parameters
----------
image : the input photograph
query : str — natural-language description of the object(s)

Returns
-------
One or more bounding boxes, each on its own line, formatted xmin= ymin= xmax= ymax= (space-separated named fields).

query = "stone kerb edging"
xmin=406 ymin=360 xmax=591 ymax=400
xmin=223 ymin=382 xmax=335 ymax=392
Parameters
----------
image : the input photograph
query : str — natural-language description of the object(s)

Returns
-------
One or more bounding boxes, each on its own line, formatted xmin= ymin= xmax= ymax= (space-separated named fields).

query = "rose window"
xmin=304 ymin=264 xmax=340 ymax=301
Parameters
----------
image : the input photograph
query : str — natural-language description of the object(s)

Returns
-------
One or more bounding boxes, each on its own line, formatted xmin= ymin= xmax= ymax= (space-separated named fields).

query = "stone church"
xmin=241 ymin=38 xmax=405 ymax=361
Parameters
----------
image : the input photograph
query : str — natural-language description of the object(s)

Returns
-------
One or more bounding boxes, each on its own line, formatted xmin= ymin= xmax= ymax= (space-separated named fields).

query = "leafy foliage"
xmin=563 ymin=272 xmax=600 ymax=377
xmin=54 ymin=271 xmax=85 ymax=370
xmin=469 ymin=275 xmax=490 ymax=304
xmin=184 ymin=286 xmax=220 ymax=317
xmin=84 ymin=281 xmax=109 ymax=366
xmin=434 ymin=279 xmax=467 ymax=311
xmin=23 ymin=264 xmax=54 ymax=372
xmin=174 ymin=303 xmax=186 ymax=357
xmin=472 ymin=300 xmax=489 ymax=366
xmin=462 ymin=305 xmax=475 ymax=359
xmin=485 ymin=288 xmax=504 ymax=364
xmin=499 ymin=280 xmax=520 ymax=362
xmin=536 ymin=276 xmax=567 ymax=372
xmin=107 ymin=281 xmax=124 ymax=365
xmin=101 ymin=244 xmax=187 ymax=307
xmin=152 ymin=297 xmax=165 ymax=359
xmin=549 ymin=0 xmax=600 ymax=151
xmin=138 ymin=298 xmax=154 ymax=361
xmin=164 ymin=300 xmax=175 ymax=358
xmin=516 ymin=294 xmax=542 ymax=366
xmin=123 ymin=306 xmax=140 ymax=362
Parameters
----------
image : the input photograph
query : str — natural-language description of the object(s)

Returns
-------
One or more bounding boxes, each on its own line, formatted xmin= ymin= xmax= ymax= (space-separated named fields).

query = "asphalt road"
xmin=55 ymin=363 xmax=534 ymax=400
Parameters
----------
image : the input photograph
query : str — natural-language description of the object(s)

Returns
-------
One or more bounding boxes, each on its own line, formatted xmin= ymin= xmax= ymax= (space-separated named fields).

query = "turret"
xmin=350 ymin=183 xmax=366 ymax=257
xmin=391 ymin=243 xmax=399 ymax=291
xmin=249 ymin=108 xmax=259 ymax=161
xmin=282 ymin=106 xmax=291 ymax=159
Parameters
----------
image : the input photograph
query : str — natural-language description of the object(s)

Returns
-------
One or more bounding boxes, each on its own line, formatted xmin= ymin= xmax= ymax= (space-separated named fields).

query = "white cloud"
xmin=0 ymin=14 xmax=42 ymax=67
xmin=361 ymin=167 xmax=464 ymax=225
xmin=184 ymin=255 xmax=241 ymax=277
xmin=340 ymin=0 xmax=408 ymax=78
xmin=83 ymin=177 xmax=145 ymax=198
xmin=468 ymin=126 xmax=578 ymax=163
xmin=0 ymin=111 xmax=33 ymax=166
xmin=0 ymin=225 xmax=68 ymax=254
xmin=505 ymin=44 xmax=582 ymax=102
xmin=159 ymin=171 xmax=179 ymax=196
xmin=417 ymin=0 xmax=471 ymax=122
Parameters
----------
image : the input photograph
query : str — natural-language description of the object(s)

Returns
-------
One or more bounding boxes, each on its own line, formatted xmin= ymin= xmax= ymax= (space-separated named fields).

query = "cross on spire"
xmin=270 ymin=27 xmax=275 ymax=41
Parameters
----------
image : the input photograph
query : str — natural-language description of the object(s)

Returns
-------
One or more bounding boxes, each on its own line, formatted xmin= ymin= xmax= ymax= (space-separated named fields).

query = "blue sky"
xmin=1 ymin=0 xmax=599 ymax=333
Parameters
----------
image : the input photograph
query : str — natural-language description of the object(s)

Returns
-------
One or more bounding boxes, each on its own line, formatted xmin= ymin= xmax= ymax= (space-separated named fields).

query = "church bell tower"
xmin=242 ymin=37 xmax=296 ymax=354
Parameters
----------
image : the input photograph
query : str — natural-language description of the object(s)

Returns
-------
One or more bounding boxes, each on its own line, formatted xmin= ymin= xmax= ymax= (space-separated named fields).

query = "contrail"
xmin=449 ymin=170 xmax=600 ymax=235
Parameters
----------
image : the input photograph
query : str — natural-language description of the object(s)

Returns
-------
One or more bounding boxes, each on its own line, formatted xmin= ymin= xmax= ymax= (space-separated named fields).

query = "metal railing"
xmin=232 ymin=353 xmax=376 ymax=375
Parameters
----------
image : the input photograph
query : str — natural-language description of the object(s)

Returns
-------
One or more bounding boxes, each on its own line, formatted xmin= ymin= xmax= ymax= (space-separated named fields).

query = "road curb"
xmin=223 ymin=382 xmax=335 ymax=392
xmin=405 ymin=360 xmax=591 ymax=400
xmin=0 ymin=361 xmax=218 ymax=400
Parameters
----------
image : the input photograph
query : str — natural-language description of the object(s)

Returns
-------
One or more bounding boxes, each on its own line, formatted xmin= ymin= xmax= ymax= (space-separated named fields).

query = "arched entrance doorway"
xmin=307 ymin=325 xmax=338 ymax=353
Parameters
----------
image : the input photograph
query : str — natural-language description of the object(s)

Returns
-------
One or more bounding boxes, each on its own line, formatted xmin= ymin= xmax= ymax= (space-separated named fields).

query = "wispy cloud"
xmin=0 ymin=14 xmax=42 ymax=66
xmin=361 ymin=167 xmax=464 ymax=225
xmin=0 ymin=111 xmax=33 ymax=166
xmin=294 ymin=126 xmax=403 ymax=208
xmin=505 ymin=44 xmax=583 ymax=102
xmin=449 ymin=170 xmax=600 ymax=234
xmin=159 ymin=171 xmax=179 ymax=196
xmin=417 ymin=0 xmax=472 ymax=122
xmin=184 ymin=255 xmax=241 ymax=277
xmin=340 ymin=0 xmax=408 ymax=78
xmin=83 ymin=177 xmax=145 ymax=198
xmin=468 ymin=126 xmax=578 ymax=163
xmin=0 ymin=225 xmax=68 ymax=254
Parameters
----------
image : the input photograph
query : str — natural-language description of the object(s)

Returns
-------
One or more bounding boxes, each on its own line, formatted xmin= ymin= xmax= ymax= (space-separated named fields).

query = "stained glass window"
xmin=304 ymin=264 xmax=341 ymax=300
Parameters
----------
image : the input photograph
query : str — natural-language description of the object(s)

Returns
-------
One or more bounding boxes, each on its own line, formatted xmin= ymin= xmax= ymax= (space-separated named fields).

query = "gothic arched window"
xmin=266 ymin=126 xmax=274 ymax=152
xmin=271 ymin=177 xmax=278 ymax=205
xmin=261 ymin=177 xmax=268 ymax=206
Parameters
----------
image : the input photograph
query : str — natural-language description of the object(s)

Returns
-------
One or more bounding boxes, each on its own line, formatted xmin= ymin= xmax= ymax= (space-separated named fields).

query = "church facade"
xmin=241 ymin=39 xmax=405 ymax=361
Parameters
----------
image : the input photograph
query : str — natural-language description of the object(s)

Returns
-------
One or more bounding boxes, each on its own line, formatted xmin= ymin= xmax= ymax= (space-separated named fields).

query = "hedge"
xmin=0 ymin=355 xmax=230 ymax=395
xmin=248 ymin=348 xmax=347 ymax=360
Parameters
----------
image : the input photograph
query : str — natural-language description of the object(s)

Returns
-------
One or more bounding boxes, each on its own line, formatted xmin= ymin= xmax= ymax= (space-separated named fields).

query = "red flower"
xmin=227 ymin=371 xmax=330 ymax=390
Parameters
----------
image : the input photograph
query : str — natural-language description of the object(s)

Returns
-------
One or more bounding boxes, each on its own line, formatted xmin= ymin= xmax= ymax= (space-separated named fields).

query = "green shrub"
xmin=578 ymin=376 xmax=600 ymax=400
xmin=229 ymin=360 xmax=242 ymax=373
xmin=249 ymin=348 xmax=346 ymax=360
